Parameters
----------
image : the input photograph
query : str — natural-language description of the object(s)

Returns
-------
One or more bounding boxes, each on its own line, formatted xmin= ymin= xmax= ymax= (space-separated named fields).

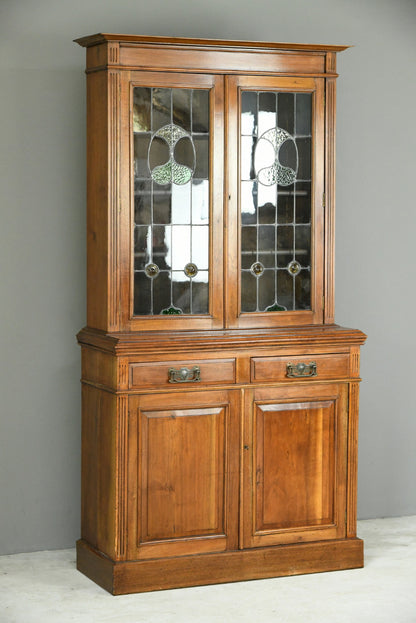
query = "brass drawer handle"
xmin=168 ymin=366 xmax=201 ymax=383
xmin=286 ymin=361 xmax=317 ymax=378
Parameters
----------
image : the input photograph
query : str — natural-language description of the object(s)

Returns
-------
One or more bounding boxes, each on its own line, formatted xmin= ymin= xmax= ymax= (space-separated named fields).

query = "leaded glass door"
xmin=225 ymin=76 xmax=325 ymax=328
xmin=126 ymin=72 xmax=224 ymax=330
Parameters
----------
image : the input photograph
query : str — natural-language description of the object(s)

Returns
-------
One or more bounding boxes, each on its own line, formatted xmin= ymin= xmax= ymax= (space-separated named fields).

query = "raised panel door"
xmin=242 ymin=383 xmax=348 ymax=547
xmin=128 ymin=390 xmax=239 ymax=559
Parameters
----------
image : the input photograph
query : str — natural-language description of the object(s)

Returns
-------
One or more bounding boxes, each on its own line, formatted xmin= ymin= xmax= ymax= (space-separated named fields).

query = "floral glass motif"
xmin=255 ymin=127 xmax=298 ymax=187
xmin=149 ymin=124 xmax=195 ymax=186
xmin=240 ymin=90 xmax=312 ymax=313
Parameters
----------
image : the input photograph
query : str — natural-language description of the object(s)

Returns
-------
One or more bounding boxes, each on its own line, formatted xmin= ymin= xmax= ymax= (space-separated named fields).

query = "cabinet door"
xmin=242 ymin=384 xmax=347 ymax=548
xmin=225 ymin=75 xmax=325 ymax=328
xmin=128 ymin=390 xmax=239 ymax=560
xmin=119 ymin=72 xmax=224 ymax=331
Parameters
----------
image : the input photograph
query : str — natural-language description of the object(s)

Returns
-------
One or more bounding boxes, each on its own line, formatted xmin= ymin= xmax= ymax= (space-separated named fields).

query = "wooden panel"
xmin=129 ymin=358 xmax=235 ymax=388
xmin=77 ymin=537 xmax=363 ymax=595
xmin=256 ymin=400 xmax=335 ymax=530
xmin=81 ymin=347 xmax=117 ymax=388
xmin=251 ymin=352 xmax=350 ymax=382
xmin=242 ymin=383 xmax=348 ymax=548
xmin=129 ymin=390 xmax=239 ymax=559
xmin=118 ymin=46 xmax=326 ymax=76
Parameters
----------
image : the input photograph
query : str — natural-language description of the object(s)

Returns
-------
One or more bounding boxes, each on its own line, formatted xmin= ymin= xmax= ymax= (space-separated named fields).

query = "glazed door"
xmin=225 ymin=75 xmax=325 ymax=328
xmin=128 ymin=390 xmax=239 ymax=560
xmin=242 ymin=383 xmax=348 ymax=547
xmin=120 ymin=71 xmax=225 ymax=331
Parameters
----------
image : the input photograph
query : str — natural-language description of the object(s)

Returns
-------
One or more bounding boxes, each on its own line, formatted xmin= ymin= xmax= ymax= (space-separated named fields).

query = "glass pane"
xmin=133 ymin=88 xmax=151 ymax=132
xmin=192 ymin=90 xmax=209 ymax=133
xmin=240 ymin=88 xmax=312 ymax=313
xmin=173 ymin=89 xmax=191 ymax=132
xmin=152 ymin=88 xmax=171 ymax=130
xmin=192 ymin=271 xmax=209 ymax=314
xmin=133 ymin=85 xmax=211 ymax=316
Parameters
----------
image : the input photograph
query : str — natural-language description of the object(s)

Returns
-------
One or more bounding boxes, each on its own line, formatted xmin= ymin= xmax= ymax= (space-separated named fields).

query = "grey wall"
xmin=0 ymin=0 xmax=415 ymax=555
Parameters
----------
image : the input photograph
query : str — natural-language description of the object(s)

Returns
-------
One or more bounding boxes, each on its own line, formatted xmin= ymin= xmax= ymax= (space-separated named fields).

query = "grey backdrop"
xmin=1 ymin=0 xmax=415 ymax=555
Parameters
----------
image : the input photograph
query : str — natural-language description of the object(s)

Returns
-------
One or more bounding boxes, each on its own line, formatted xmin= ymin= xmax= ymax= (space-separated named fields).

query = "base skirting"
xmin=76 ymin=538 xmax=364 ymax=595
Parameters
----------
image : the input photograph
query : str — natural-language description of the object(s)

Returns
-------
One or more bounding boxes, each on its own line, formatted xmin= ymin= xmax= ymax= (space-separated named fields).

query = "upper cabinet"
xmin=75 ymin=34 xmax=348 ymax=332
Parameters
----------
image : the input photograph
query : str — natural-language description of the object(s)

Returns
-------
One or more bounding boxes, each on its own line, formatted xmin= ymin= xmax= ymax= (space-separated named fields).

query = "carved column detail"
xmin=108 ymin=42 xmax=120 ymax=65
xmin=347 ymin=382 xmax=360 ymax=537
xmin=108 ymin=70 xmax=121 ymax=329
xmin=116 ymin=395 xmax=128 ymax=558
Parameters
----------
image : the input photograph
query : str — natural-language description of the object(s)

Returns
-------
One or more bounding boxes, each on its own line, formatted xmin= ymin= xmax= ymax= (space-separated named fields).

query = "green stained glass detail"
xmin=256 ymin=127 xmax=298 ymax=187
xmin=265 ymin=302 xmax=287 ymax=312
xmin=161 ymin=305 xmax=183 ymax=315
xmin=149 ymin=123 xmax=195 ymax=186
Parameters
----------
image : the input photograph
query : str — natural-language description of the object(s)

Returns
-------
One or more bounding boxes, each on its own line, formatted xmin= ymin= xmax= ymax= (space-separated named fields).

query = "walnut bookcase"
xmin=75 ymin=34 xmax=366 ymax=594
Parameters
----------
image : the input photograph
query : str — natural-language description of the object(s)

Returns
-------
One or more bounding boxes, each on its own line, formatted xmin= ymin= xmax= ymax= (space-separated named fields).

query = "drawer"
xmin=251 ymin=353 xmax=350 ymax=383
xmin=129 ymin=358 xmax=236 ymax=388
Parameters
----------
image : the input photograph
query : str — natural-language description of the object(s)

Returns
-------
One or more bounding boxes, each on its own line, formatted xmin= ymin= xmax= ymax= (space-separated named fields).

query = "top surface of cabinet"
xmin=76 ymin=35 xmax=346 ymax=333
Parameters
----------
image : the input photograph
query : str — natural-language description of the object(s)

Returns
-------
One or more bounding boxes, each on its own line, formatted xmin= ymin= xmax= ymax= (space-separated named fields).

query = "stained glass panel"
xmin=133 ymin=86 xmax=210 ymax=316
xmin=240 ymin=90 xmax=312 ymax=313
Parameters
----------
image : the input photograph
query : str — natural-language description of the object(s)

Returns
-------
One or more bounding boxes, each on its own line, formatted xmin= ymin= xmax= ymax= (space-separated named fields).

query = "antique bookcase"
xmin=75 ymin=34 xmax=366 ymax=594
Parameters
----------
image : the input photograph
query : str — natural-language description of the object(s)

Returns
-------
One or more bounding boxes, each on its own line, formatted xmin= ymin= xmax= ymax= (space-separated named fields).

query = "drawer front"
xmin=251 ymin=353 xmax=350 ymax=383
xmin=129 ymin=359 xmax=236 ymax=389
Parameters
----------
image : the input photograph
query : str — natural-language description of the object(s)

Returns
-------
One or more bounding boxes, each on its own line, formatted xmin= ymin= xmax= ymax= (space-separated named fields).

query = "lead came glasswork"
xmin=133 ymin=87 xmax=211 ymax=316
xmin=240 ymin=90 xmax=312 ymax=313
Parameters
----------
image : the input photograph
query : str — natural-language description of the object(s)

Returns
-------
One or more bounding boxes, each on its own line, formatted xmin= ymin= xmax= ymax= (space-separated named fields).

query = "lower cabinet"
xmin=127 ymin=390 xmax=240 ymax=560
xmin=127 ymin=383 xmax=348 ymax=558
xmin=242 ymin=383 xmax=348 ymax=548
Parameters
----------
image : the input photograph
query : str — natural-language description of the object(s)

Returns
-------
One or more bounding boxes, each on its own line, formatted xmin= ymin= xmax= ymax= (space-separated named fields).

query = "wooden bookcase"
xmin=75 ymin=34 xmax=366 ymax=594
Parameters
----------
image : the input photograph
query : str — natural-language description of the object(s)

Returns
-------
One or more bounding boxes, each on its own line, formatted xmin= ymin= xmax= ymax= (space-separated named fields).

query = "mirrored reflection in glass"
xmin=258 ymin=92 xmax=276 ymax=136
xmin=134 ymin=226 xmax=151 ymax=270
xmin=294 ymin=270 xmax=311 ymax=309
xmin=258 ymin=270 xmax=276 ymax=311
xmin=174 ymin=136 xmax=194 ymax=168
xmin=173 ymin=89 xmax=191 ymax=132
xmin=295 ymin=94 xmax=312 ymax=136
xmin=134 ymin=180 xmax=151 ymax=224
xmin=279 ymin=139 xmax=298 ymax=172
xmin=258 ymin=252 xmax=275 ymax=268
xmin=295 ymin=182 xmax=311 ymax=224
xmin=192 ymin=271 xmax=209 ymax=314
xmin=171 ymin=225 xmax=190 ymax=270
xmin=153 ymin=271 xmax=172 ymax=315
xmin=241 ymin=226 xmax=257 ymax=253
xmin=277 ymin=190 xmax=294 ymax=224
xmin=296 ymin=137 xmax=311 ymax=180
xmin=241 ymin=136 xmax=256 ymax=181
xmin=254 ymin=138 xmax=275 ymax=181
xmin=193 ymin=135 xmax=209 ymax=178
xmin=276 ymin=270 xmax=294 ymax=310
xmin=134 ymin=134 xmax=151 ymax=178
xmin=295 ymin=225 xmax=311 ymax=266
xmin=172 ymin=182 xmax=191 ymax=224
xmin=241 ymin=251 xmax=256 ymax=269
xmin=241 ymin=91 xmax=257 ymax=135
xmin=172 ymin=272 xmax=191 ymax=314
xmin=241 ymin=181 xmax=257 ymax=224
xmin=152 ymin=88 xmax=171 ymax=130
xmin=153 ymin=225 xmax=171 ymax=269
xmin=153 ymin=186 xmax=172 ymax=224
xmin=133 ymin=87 xmax=151 ymax=132
xmin=134 ymin=272 xmax=152 ymax=315
xmin=192 ymin=226 xmax=209 ymax=269
xmin=258 ymin=225 xmax=275 ymax=253
xmin=192 ymin=179 xmax=209 ymax=224
xmin=192 ymin=90 xmax=209 ymax=133
xmin=148 ymin=136 xmax=170 ymax=172
xmin=277 ymin=93 xmax=294 ymax=134
xmin=241 ymin=271 xmax=257 ymax=312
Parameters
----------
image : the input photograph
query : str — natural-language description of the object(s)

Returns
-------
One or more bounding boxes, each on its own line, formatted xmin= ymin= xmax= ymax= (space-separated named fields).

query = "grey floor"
xmin=1 ymin=516 xmax=415 ymax=623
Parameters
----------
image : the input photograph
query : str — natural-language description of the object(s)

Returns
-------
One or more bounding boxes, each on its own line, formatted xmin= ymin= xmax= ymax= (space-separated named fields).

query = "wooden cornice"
xmin=77 ymin=325 xmax=367 ymax=356
xmin=74 ymin=33 xmax=350 ymax=54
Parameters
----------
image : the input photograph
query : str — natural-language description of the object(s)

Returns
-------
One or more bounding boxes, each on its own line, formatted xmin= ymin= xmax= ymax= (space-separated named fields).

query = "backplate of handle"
xmin=286 ymin=361 xmax=317 ymax=378
xmin=168 ymin=366 xmax=201 ymax=383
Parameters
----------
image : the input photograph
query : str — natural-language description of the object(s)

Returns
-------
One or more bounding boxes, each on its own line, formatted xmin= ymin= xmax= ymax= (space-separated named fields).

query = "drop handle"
xmin=168 ymin=366 xmax=201 ymax=383
xmin=286 ymin=361 xmax=317 ymax=378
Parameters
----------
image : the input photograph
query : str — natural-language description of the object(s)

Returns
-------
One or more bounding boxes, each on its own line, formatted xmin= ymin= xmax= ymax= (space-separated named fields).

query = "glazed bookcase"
xmin=75 ymin=33 xmax=366 ymax=594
